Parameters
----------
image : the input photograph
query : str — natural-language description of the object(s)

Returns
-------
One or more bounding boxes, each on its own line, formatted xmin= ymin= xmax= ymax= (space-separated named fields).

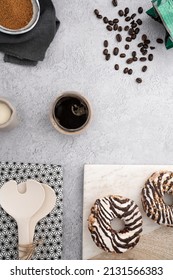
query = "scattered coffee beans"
xmin=136 ymin=78 xmax=142 ymax=83
xmin=142 ymin=66 xmax=147 ymax=72
xmin=156 ymin=38 xmax=163 ymax=44
xmin=95 ymin=3 xmax=158 ymax=84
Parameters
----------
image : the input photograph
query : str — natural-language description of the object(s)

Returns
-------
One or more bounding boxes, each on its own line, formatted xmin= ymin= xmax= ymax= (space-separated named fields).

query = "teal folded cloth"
xmin=0 ymin=0 xmax=60 ymax=66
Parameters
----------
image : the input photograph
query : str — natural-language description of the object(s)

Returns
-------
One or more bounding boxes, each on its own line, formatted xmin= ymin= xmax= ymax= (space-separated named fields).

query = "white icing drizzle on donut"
xmin=88 ymin=195 xmax=143 ymax=253
xmin=141 ymin=170 xmax=173 ymax=226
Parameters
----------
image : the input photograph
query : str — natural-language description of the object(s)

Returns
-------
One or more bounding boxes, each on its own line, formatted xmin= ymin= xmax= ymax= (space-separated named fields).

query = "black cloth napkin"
xmin=0 ymin=0 xmax=60 ymax=66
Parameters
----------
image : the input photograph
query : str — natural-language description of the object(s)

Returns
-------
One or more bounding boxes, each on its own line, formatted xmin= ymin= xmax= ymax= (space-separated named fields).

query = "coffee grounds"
xmin=54 ymin=97 xmax=89 ymax=130
xmin=0 ymin=0 xmax=33 ymax=30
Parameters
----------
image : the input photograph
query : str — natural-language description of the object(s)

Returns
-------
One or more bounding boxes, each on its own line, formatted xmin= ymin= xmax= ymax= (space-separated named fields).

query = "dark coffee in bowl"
xmin=53 ymin=94 xmax=91 ymax=132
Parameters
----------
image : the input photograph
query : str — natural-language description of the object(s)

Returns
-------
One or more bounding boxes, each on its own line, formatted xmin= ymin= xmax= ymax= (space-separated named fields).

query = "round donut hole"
xmin=163 ymin=193 xmax=173 ymax=206
xmin=111 ymin=218 xmax=125 ymax=232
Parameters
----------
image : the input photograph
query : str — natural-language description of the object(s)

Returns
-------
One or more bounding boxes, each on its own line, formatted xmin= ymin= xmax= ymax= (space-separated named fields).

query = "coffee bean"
xmin=106 ymin=54 xmax=111 ymax=61
xmin=112 ymin=0 xmax=118 ymax=7
xmin=114 ymin=64 xmax=119 ymax=70
xmin=118 ymin=26 xmax=123 ymax=32
xmin=140 ymin=57 xmax=147 ymax=61
xmin=113 ymin=47 xmax=119 ymax=55
xmin=142 ymin=34 xmax=147 ymax=41
xmin=116 ymin=34 xmax=122 ymax=42
xmin=125 ymin=44 xmax=130 ymax=50
xmin=144 ymin=39 xmax=151 ymax=45
xmin=131 ymin=13 xmax=136 ymax=19
xmin=148 ymin=54 xmax=154 ymax=61
xmin=103 ymin=17 xmax=109 ymax=24
xmin=136 ymin=78 xmax=142 ymax=83
xmin=113 ymin=18 xmax=119 ymax=24
xmin=142 ymin=50 xmax=148 ymax=55
xmin=132 ymin=51 xmax=136 ymax=57
xmin=136 ymin=19 xmax=142 ymax=25
xmin=104 ymin=40 xmax=108 ymax=48
xmin=118 ymin=10 xmax=124 ymax=16
xmin=124 ymin=25 xmax=129 ymax=31
xmin=94 ymin=9 xmax=99 ymax=16
xmin=124 ymin=7 xmax=129 ymax=15
xmin=156 ymin=38 xmax=163 ymax=44
xmin=120 ymin=53 xmax=126 ymax=58
xmin=114 ymin=24 xmax=118 ymax=31
xmin=138 ymin=7 xmax=143 ymax=14
xmin=124 ymin=67 xmax=129 ymax=74
xmin=128 ymin=69 xmax=133 ymax=75
xmin=128 ymin=28 xmax=135 ymax=35
xmin=126 ymin=58 xmax=133 ymax=64
xmin=143 ymin=44 xmax=148 ymax=49
xmin=126 ymin=37 xmax=132 ymax=42
xmin=109 ymin=20 xmax=114 ymax=26
xmin=125 ymin=16 xmax=131 ymax=22
xmin=135 ymin=27 xmax=140 ymax=34
xmin=97 ymin=14 xmax=102 ymax=19
xmin=142 ymin=66 xmax=147 ymax=72
xmin=150 ymin=46 xmax=155 ymax=50
xmin=103 ymin=49 xmax=108 ymax=55
xmin=140 ymin=47 xmax=145 ymax=53
xmin=133 ymin=57 xmax=138 ymax=61
xmin=138 ymin=42 xmax=143 ymax=47
xmin=107 ymin=25 xmax=113 ymax=31
xmin=131 ymin=34 xmax=136 ymax=40
xmin=131 ymin=23 xmax=137 ymax=28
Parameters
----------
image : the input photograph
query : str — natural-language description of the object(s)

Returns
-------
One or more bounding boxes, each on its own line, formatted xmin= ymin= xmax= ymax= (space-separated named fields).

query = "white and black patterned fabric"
xmin=0 ymin=162 xmax=63 ymax=260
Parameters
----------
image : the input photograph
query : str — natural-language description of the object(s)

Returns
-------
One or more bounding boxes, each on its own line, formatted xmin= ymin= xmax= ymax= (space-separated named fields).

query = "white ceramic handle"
xmin=18 ymin=218 xmax=30 ymax=259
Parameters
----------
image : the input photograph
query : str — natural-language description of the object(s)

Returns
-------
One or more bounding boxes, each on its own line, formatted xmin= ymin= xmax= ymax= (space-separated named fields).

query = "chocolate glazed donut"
xmin=141 ymin=171 xmax=173 ymax=226
xmin=88 ymin=195 xmax=143 ymax=253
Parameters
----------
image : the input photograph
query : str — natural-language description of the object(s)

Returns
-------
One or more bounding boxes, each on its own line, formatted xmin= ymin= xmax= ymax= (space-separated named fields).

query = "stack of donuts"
xmin=88 ymin=171 xmax=173 ymax=254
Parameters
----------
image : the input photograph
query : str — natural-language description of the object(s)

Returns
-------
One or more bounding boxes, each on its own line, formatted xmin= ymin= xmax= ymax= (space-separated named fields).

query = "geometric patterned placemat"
xmin=0 ymin=161 xmax=63 ymax=260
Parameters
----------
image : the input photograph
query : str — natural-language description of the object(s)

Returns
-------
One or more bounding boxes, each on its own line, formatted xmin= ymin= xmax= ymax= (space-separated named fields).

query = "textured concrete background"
xmin=0 ymin=0 xmax=173 ymax=259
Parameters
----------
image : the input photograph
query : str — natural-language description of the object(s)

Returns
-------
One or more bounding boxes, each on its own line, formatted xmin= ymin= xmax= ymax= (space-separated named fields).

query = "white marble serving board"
xmin=83 ymin=165 xmax=173 ymax=260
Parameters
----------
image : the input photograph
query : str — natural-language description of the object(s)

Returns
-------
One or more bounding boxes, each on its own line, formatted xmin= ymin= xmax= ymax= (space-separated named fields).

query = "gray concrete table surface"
xmin=0 ymin=0 xmax=173 ymax=259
